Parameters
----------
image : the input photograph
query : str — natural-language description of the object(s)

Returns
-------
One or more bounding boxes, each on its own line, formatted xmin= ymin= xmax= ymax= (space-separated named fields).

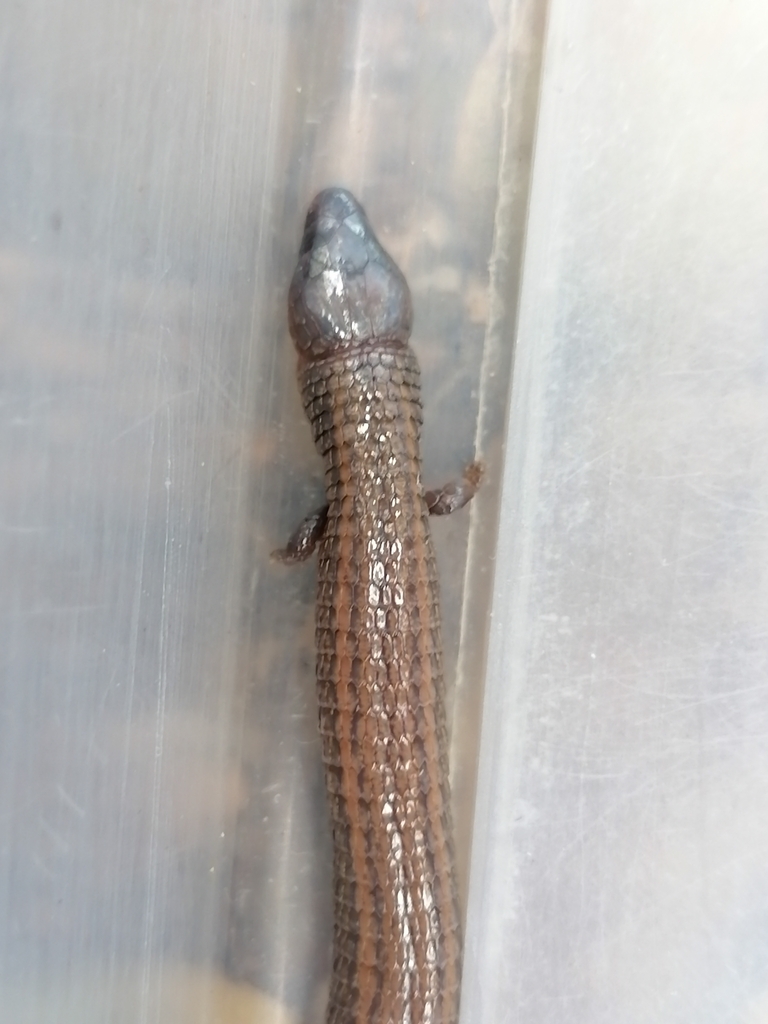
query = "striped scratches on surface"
xmin=301 ymin=346 xmax=462 ymax=1024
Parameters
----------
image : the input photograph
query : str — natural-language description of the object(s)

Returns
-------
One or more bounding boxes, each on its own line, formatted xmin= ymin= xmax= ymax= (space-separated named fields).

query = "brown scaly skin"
xmin=276 ymin=188 xmax=481 ymax=1024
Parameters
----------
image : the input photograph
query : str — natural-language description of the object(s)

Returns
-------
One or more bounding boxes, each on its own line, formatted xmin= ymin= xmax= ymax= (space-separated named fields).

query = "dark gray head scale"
xmin=288 ymin=188 xmax=413 ymax=363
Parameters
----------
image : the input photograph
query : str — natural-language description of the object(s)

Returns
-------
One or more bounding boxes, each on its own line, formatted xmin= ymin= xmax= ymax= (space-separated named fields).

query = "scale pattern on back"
xmin=301 ymin=345 xmax=462 ymax=1024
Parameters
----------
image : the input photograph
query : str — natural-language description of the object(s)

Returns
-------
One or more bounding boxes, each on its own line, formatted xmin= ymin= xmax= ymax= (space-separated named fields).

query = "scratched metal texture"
xmin=465 ymin=1 xmax=768 ymax=1023
xmin=0 ymin=0 xmax=540 ymax=1021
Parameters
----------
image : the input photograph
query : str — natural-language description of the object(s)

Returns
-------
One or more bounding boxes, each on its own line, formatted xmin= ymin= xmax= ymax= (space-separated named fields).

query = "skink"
xmin=276 ymin=188 xmax=481 ymax=1024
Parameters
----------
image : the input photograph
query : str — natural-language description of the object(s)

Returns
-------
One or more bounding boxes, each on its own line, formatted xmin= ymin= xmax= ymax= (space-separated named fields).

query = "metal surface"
xmin=0 ymin=0 xmax=544 ymax=1020
xmin=465 ymin=1 xmax=768 ymax=1022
